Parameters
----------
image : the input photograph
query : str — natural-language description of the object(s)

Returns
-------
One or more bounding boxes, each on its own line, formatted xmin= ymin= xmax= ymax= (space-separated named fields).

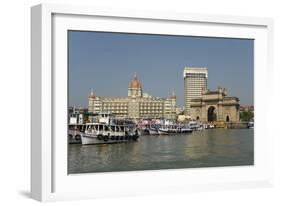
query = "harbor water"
xmin=68 ymin=128 xmax=254 ymax=174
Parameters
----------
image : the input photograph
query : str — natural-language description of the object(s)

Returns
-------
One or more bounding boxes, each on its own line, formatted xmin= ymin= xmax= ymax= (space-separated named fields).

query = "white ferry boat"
xmin=189 ymin=121 xmax=208 ymax=131
xmin=248 ymin=121 xmax=254 ymax=129
xmin=81 ymin=123 xmax=139 ymax=145
xmin=148 ymin=125 xmax=159 ymax=135
xmin=80 ymin=112 xmax=139 ymax=145
xmin=138 ymin=124 xmax=159 ymax=135
xmin=138 ymin=119 xmax=193 ymax=135
xmin=158 ymin=127 xmax=169 ymax=135
xmin=68 ymin=124 xmax=86 ymax=144
xmin=180 ymin=125 xmax=193 ymax=133
xmin=158 ymin=124 xmax=192 ymax=134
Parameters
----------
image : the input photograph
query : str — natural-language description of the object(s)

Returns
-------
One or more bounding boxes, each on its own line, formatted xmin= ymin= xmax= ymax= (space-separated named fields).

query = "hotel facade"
xmin=183 ymin=67 xmax=208 ymax=116
xmin=88 ymin=74 xmax=176 ymax=120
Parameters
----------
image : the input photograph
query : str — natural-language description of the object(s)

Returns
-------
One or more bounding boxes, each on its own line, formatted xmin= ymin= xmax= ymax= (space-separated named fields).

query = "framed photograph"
xmin=31 ymin=3 xmax=274 ymax=201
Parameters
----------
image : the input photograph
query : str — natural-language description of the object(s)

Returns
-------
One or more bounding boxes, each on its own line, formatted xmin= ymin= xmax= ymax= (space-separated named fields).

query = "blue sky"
xmin=68 ymin=31 xmax=253 ymax=107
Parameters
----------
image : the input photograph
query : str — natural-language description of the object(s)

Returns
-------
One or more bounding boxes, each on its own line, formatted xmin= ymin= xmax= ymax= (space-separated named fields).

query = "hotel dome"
xmin=129 ymin=74 xmax=142 ymax=89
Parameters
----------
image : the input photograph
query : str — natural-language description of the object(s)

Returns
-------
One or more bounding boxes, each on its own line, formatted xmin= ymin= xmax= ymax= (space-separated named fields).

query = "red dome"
xmin=129 ymin=74 xmax=142 ymax=89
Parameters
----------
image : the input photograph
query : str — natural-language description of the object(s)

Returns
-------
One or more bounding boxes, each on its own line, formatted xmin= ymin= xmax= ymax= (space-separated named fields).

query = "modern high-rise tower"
xmin=183 ymin=67 xmax=208 ymax=116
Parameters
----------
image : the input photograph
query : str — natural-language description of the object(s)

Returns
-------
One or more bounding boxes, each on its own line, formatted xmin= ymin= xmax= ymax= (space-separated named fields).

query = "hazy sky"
xmin=68 ymin=31 xmax=253 ymax=108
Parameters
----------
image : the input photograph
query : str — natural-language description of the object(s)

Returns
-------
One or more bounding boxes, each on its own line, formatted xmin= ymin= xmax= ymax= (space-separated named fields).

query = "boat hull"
xmin=181 ymin=130 xmax=193 ymax=133
xmin=158 ymin=128 xmax=192 ymax=135
xmin=148 ymin=129 xmax=159 ymax=135
xmin=158 ymin=130 xmax=169 ymax=135
xmin=81 ymin=133 xmax=139 ymax=145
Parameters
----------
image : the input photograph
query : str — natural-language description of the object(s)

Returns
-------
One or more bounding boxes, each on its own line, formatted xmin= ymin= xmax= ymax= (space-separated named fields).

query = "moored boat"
xmin=148 ymin=127 xmax=159 ymax=135
xmin=158 ymin=127 xmax=169 ymax=135
xmin=248 ymin=121 xmax=254 ymax=129
xmin=68 ymin=124 xmax=86 ymax=144
xmin=180 ymin=126 xmax=193 ymax=133
xmin=81 ymin=123 xmax=139 ymax=145
xmin=148 ymin=125 xmax=159 ymax=135
xmin=158 ymin=124 xmax=192 ymax=134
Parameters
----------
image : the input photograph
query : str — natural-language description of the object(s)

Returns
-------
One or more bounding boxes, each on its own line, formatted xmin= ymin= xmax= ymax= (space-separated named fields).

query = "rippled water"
xmin=68 ymin=129 xmax=254 ymax=174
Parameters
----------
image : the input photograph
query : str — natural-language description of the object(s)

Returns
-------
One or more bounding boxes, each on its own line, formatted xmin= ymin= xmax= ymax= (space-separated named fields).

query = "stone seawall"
xmin=226 ymin=122 xmax=249 ymax=129
xmin=213 ymin=121 xmax=249 ymax=129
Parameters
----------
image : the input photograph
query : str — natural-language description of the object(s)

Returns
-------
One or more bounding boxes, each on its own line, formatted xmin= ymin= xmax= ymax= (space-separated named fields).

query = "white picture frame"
xmin=31 ymin=3 xmax=274 ymax=202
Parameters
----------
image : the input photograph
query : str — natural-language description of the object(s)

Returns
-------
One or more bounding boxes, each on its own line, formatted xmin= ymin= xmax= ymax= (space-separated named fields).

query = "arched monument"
xmin=190 ymin=87 xmax=240 ymax=122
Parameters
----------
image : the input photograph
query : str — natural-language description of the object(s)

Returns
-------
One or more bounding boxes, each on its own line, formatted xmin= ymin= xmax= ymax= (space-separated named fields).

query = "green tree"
xmin=240 ymin=111 xmax=254 ymax=122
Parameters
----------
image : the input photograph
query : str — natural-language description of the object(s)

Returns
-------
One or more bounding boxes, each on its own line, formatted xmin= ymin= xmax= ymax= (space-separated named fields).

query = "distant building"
xmin=240 ymin=105 xmax=254 ymax=112
xmin=176 ymin=107 xmax=185 ymax=115
xmin=88 ymin=74 xmax=176 ymax=120
xmin=190 ymin=87 xmax=240 ymax=122
xmin=183 ymin=67 xmax=208 ymax=116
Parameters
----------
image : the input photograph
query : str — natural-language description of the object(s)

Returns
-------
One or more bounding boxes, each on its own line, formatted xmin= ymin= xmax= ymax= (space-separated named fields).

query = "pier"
xmin=226 ymin=122 xmax=249 ymax=129
xmin=212 ymin=121 xmax=250 ymax=129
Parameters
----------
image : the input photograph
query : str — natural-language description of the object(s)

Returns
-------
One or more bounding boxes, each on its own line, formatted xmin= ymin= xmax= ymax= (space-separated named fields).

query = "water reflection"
xmin=185 ymin=129 xmax=241 ymax=160
xmin=68 ymin=129 xmax=254 ymax=174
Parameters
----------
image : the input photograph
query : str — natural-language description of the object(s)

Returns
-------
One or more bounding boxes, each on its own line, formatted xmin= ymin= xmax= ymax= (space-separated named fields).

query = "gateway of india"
xmin=184 ymin=67 xmax=240 ymax=123
xmin=88 ymin=74 xmax=176 ymax=120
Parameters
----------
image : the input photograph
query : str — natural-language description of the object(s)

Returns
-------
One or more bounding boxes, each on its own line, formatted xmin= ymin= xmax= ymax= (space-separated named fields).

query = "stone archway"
xmin=226 ymin=115 xmax=230 ymax=122
xmin=207 ymin=106 xmax=217 ymax=122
